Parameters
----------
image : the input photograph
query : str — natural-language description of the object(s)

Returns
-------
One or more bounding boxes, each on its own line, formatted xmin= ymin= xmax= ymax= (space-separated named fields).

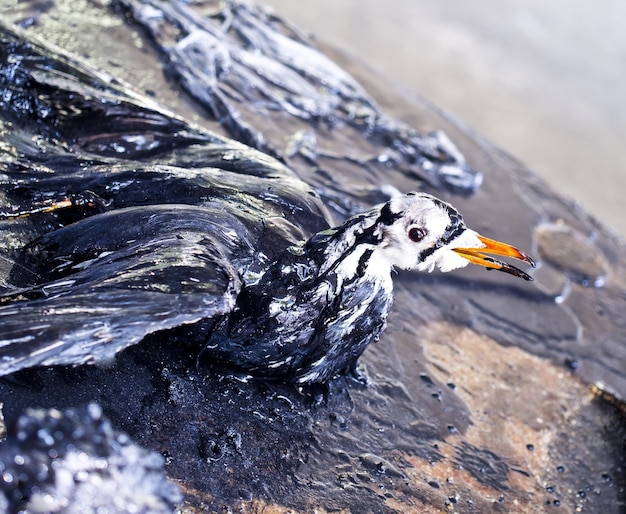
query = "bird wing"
xmin=0 ymin=205 xmax=251 ymax=377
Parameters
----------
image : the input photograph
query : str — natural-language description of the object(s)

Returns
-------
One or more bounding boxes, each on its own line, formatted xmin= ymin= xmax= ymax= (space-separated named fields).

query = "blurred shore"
xmin=263 ymin=0 xmax=626 ymax=239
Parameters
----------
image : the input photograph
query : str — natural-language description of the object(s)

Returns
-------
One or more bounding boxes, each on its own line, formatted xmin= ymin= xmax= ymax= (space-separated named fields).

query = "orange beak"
xmin=453 ymin=234 xmax=536 ymax=281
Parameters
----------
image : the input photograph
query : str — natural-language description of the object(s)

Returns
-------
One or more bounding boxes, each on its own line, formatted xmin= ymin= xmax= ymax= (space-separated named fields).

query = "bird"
xmin=201 ymin=191 xmax=535 ymax=384
xmin=0 ymin=191 xmax=534 ymax=383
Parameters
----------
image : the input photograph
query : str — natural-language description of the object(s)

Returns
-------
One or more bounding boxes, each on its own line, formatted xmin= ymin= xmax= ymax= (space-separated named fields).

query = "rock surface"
xmin=0 ymin=1 xmax=624 ymax=512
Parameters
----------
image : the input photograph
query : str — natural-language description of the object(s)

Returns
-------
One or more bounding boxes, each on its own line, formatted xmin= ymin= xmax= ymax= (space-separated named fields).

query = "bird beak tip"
xmin=453 ymin=233 xmax=536 ymax=281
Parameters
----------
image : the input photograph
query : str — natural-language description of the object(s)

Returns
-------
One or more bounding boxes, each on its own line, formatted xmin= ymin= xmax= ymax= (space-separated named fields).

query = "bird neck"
xmin=300 ymin=208 xmax=384 ymax=277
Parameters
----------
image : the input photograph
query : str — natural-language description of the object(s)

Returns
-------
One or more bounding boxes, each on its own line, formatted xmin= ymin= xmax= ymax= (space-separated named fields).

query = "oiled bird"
xmin=0 ymin=191 xmax=534 ymax=383
xmin=204 ymin=191 xmax=535 ymax=383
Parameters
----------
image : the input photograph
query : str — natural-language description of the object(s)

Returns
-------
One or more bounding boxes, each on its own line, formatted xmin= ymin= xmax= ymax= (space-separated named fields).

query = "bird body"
xmin=206 ymin=207 xmax=395 ymax=383
xmin=201 ymin=192 xmax=534 ymax=383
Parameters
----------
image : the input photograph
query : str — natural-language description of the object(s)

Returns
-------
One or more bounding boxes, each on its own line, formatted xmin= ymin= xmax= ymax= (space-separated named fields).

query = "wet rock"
xmin=0 ymin=1 xmax=624 ymax=512
xmin=421 ymin=322 xmax=626 ymax=513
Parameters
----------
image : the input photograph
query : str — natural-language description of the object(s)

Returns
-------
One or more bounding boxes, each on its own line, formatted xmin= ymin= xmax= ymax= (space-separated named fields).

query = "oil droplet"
xmin=445 ymin=495 xmax=459 ymax=509
xmin=419 ymin=374 xmax=435 ymax=386
xmin=427 ymin=480 xmax=440 ymax=489
xmin=526 ymin=444 xmax=535 ymax=451
xmin=556 ymin=465 xmax=565 ymax=473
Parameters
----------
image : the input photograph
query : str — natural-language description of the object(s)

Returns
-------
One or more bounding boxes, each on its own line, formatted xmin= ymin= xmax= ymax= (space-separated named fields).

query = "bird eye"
xmin=408 ymin=227 xmax=426 ymax=242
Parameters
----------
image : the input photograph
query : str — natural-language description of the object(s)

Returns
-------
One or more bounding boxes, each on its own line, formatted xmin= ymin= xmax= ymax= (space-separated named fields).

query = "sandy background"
xmin=262 ymin=0 xmax=626 ymax=239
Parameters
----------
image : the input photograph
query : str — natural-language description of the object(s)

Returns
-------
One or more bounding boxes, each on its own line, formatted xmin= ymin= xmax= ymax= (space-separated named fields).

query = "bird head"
xmin=374 ymin=192 xmax=535 ymax=280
